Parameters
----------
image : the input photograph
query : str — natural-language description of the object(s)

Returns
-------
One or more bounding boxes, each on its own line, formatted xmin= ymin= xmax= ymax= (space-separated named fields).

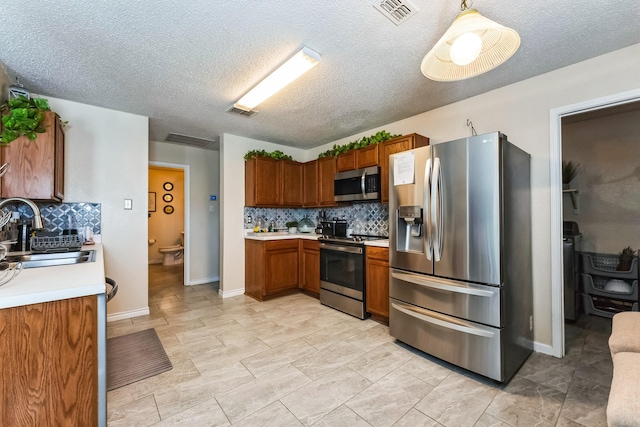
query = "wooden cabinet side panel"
xmin=1 ymin=111 xmax=57 ymax=200
xmin=303 ymin=161 xmax=319 ymax=207
xmin=366 ymin=247 xmax=390 ymax=319
xmin=318 ymin=157 xmax=336 ymax=206
xmin=281 ymin=161 xmax=303 ymax=206
xmin=54 ymin=117 xmax=65 ymax=200
xmin=245 ymin=159 xmax=257 ymax=206
xmin=245 ymin=240 xmax=265 ymax=300
xmin=0 ymin=296 xmax=98 ymax=426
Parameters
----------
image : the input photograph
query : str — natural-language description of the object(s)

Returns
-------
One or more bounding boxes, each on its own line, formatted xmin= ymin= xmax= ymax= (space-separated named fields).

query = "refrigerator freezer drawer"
xmin=390 ymin=299 xmax=503 ymax=381
xmin=390 ymin=269 xmax=501 ymax=327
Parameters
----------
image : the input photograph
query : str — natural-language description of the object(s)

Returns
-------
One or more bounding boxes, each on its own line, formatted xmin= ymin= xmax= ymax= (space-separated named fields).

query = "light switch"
xmin=124 ymin=199 xmax=133 ymax=210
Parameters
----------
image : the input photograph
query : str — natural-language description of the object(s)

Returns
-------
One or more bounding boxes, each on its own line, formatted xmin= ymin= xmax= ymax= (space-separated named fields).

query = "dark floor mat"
xmin=107 ymin=328 xmax=173 ymax=391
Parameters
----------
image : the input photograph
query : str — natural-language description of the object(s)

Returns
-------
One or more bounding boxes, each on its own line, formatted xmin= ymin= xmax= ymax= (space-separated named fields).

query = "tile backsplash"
xmin=244 ymin=202 xmax=389 ymax=236
xmin=4 ymin=202 xmax=102 ymax=234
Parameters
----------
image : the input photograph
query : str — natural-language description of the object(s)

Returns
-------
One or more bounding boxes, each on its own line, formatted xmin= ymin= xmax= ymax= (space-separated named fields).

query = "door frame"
xmin=149 ymin=161 xmax=190 ymax=286
xmin=549 ymin=87 xmax=640 ymax=357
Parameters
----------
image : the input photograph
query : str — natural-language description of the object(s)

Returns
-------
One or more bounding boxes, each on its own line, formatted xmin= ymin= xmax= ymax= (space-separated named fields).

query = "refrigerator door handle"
xmin=391 ymin=270 xmax=495 ymax=297
xmin=431 ymin=157 xmax=442 ymax=261
xmin=424 ymin=158 xmax=432 ymax=261
xmin=391 ymin=301 xmax=495 ymax=338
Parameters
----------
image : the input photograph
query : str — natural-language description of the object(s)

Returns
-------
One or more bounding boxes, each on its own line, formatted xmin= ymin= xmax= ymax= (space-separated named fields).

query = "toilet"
xmin=158 ymin=232 xmax=184 ymax=266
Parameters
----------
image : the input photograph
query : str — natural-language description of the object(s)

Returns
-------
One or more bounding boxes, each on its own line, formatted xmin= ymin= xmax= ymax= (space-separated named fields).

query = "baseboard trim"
xmin=107 ymin=307 xmax=150 ymax=322
xmin=219 ymin=288 xmax=245 ymax=298
xmin=533 ymin=341 xmax=557 ymax=357
xmin=188 ymin=276 xmax=220 ymax=286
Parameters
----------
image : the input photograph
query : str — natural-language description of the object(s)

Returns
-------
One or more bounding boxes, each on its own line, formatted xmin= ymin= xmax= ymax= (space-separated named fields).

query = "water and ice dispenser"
xmin=396 ymin=205 xmax=424 ymax=253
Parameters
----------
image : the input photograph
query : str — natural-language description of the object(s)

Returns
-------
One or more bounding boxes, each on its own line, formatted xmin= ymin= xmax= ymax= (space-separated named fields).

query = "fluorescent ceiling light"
xmin=234 ymin=47 xmax=321 ymax=112
xmin=421 ymin=2 xmax=520 ymax=82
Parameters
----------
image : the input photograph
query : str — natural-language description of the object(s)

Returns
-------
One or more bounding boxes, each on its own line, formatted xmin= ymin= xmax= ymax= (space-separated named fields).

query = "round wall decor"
xmin=163 ymin=193 xmax=173 ymax=202
xmin=163 ymin=205 xmax=174 ymax=214
xmin=163 ymin=182 xmax=174 ymax=191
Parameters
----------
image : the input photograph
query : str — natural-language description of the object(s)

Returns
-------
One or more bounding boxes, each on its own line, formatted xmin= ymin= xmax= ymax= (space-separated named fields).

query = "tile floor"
xmin=106 ymin=265 xmax=613 ymax=426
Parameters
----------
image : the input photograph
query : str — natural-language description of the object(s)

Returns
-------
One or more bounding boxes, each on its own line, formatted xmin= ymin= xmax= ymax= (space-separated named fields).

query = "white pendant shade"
xmin=421 ymin=9 xmax=520 ymax=82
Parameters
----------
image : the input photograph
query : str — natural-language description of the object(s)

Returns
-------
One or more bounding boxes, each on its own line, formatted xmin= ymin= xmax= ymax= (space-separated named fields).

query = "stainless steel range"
xmin=319 ymin=234 xmax=386 ymax=319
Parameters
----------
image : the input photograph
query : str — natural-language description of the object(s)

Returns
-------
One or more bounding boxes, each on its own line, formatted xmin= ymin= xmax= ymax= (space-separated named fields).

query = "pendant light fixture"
xmin=421 ymin=0 xmax=520 ymax=82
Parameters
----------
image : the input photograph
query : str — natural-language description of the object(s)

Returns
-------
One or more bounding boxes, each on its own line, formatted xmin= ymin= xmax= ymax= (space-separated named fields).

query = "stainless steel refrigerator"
xmin=389 ymin=131 xmax=532 ymax=382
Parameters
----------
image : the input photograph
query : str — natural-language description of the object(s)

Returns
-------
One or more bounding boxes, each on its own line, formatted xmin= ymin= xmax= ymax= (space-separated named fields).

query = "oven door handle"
xmin=391 ymin=301 xmax=494 ymax=338
xmin=319 ymin=243 xmax=363 ymax=254
xmin=391 ymin=270 xmax=494 ymax=297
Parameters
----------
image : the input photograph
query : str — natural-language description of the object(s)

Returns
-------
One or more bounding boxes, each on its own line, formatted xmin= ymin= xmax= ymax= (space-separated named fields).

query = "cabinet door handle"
xmin=0 ymin=163 xmax=9 ymax=178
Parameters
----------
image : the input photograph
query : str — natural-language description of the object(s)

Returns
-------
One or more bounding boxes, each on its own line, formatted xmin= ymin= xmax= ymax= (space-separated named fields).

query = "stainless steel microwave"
xmin=334 ymin=166 xmax=380 ymax=202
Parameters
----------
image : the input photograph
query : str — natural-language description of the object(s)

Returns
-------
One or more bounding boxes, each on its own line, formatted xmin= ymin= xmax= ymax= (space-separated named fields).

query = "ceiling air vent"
xmin=165 ymin=133 xmax=216 ymax=148
xmin=372 ymin=0 xmax=418 ymax=26
xmin=226 ymin=105 xmax=259 ymax=118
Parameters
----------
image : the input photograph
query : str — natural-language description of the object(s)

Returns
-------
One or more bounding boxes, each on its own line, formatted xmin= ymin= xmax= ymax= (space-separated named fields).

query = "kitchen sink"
xmin=4 ymin=250 xmax=96 ymax=269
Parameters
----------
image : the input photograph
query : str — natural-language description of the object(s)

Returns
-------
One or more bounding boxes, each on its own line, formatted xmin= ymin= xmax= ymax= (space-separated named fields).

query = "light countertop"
xmin=0 ymin=243 xmax=106 ymax=309
xmin=365 ymin=239 xmax=389 ymax=248
xmin=245 ymin=231 xmax=321 ymax=241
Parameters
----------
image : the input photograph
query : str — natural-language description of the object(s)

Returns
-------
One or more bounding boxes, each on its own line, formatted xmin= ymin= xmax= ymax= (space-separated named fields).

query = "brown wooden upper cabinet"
xmin=336 ymin=150 xmax=356 ymax=172
xmin=1 ymin=111 xmax=65 ymax=201
xmin=317 ymin=156 xmax=336 ymax=206
xmin=280 ymin=160 xmax=303 ymax=206
xmin=303 ymin=160 xmax=319 ymax=207
xmin=245 ymin=156 xmax=281 ymax=207
xmin=336 ymin=144 xmax=380 ymax=172
xmin=380 ymin=133 xmax=430 ymax=203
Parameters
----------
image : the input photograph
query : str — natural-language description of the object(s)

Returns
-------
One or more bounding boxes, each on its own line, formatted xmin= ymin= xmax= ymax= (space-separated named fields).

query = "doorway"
xmin=550 ymin=88 xmax=640 ymax=357
xmin=148 ymin=161 xmax=190 ymax=286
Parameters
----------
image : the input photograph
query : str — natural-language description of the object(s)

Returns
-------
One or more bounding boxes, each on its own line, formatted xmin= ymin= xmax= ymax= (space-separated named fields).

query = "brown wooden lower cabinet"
xmin=366 ymin=246 xmax=390 ymax=322
xmin=299 ymin=240 xmax=320 ymax=296
xmin=0 ymin=295 xmax=98 ymax=426
xmin=245 ymin=239 xmax=300 ymax=300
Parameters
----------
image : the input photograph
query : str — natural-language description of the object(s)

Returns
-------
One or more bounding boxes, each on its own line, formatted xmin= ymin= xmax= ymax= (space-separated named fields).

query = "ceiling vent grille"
xmin=226 ymin=105 xmax=259 ymax=118
xmin=165 ymin=133 xmax=216 ymax=148
xmin=372 ymin=0 xmax=418 ymax=25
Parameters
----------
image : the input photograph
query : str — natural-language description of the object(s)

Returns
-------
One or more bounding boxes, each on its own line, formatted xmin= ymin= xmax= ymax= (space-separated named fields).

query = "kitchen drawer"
xmin=390 ymin=269 xmax=501 ymax=327
xmin=390 ymin=299 xmax=503 ymax=381
xmin=265 ymin=240 xmax=299 ymax=251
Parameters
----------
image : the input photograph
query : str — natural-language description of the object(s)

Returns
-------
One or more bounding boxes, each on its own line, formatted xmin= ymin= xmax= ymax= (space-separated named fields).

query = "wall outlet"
xmin=124 ymin=199 xmax=133 ymax=210
xmin=529 ymin=315 xmax=533 ymax=331
xmin=247 ymin=215 xmax=252 ymax=224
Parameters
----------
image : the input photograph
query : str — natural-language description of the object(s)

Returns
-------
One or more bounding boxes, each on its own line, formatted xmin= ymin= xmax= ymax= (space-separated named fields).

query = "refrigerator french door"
xmin=389 ymin=131 xmax=533 ymax=383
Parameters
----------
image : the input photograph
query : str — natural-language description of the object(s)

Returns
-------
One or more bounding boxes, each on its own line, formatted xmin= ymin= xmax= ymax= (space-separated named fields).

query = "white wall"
xmin=219 ymin=134 xmax=306 ymax=296
xmin=220 ymin=43 xmax=640 ymax=349
xmin=563 ymin=109 xmax=640 ymax=253
xmin=149 ymin=140 xmax=220 ymax=284
xmin=0 ymin=64 xmax=9 ymax=103
xmin=46 ymin=97 xmax=149 ymax=318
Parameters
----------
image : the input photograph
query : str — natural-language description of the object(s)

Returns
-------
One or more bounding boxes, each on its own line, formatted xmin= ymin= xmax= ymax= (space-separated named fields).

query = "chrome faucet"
xmin=0 ymin=198 xmax=44 ymax=229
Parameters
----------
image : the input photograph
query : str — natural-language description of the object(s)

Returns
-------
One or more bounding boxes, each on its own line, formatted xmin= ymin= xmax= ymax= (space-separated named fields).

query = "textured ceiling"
xmin=1 ymin=1 xmax=639 ymax=150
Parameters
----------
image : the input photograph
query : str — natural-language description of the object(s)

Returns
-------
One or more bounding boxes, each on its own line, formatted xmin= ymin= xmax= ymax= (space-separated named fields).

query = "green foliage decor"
xmin=317 ymin=130 xmax=401 ymax=158
xmin=244 ymin=149 xmax=293 ymax=161
xmin=0 ymin=95 xmax=53 ymax=145
xmin=561 ymin=160 xmax=580 ymax=185
xmin=285 ymin=221 xmax=298 ymax=228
